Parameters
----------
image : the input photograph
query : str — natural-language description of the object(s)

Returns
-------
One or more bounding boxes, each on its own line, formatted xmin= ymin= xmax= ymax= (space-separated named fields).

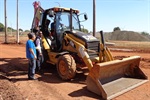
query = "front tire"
xmin=57 ymin=54 xmax=76 ymax=80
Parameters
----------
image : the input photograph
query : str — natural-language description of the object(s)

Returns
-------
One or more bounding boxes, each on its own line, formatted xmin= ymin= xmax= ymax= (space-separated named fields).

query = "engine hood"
xmin=66 ymin=30 xmax=99 ymax=43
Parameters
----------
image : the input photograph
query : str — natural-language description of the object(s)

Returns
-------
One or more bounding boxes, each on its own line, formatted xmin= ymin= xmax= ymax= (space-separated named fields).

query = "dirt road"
xmin=0 ymin=43 xmax=150 ymax=100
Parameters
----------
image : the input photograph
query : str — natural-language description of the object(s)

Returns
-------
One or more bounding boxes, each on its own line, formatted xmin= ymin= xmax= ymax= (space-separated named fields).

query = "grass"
xmin=0 ymin=32 xmax=28 ymax=44
xmin=110 ymin=41 xmax=150 ymax=50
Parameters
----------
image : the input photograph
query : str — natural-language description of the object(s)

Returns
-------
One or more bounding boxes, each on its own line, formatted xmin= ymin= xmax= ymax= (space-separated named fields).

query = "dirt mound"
xmin=96 ymin=31 xmax=150 ymax=41
xmin=0 ymin=75 xmax=24 ymax=100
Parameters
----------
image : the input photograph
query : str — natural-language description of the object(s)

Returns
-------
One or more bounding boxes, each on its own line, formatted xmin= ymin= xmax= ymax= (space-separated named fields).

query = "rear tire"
xmin=57 ymin=54 xmax=76 ymax=80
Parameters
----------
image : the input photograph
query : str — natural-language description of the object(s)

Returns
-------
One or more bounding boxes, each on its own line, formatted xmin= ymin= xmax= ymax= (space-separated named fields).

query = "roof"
xmin=48 ymin=7 xmax=79 ymax=13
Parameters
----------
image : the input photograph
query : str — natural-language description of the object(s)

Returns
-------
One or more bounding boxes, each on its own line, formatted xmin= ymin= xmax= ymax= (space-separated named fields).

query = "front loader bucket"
xmin=86 ymin=56 xmax=148 ymax=100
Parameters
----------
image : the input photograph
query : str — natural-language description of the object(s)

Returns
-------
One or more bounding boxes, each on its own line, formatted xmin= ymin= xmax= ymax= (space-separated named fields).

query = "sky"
xmin=0 ymin=0 xmax=150 ymax=33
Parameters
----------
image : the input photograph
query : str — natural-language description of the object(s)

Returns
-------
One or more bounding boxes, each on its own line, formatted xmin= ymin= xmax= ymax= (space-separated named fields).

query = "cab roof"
xmin=47 ymin=7 xmax=79 ymax=13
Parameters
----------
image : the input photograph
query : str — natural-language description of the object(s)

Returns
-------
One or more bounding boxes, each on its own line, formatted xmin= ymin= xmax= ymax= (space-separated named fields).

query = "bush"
xmin=113 ymin=27 xmax=121 ymax=32
xmin=0 ymin=22 xmax=4 ymax=32
xmin=141 ymin=32 xmax=149 ymax=36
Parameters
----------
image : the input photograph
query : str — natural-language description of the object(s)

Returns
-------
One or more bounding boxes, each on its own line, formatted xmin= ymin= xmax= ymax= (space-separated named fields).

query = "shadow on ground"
xmin=0 ymin=57 xmax=100 ymax=99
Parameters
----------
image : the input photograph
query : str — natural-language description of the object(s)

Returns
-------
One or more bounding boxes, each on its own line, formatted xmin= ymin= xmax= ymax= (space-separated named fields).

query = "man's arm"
xmin=36 ymin=38 xmax=42 ymax=55
xmin=29 ymin=48 xmax=37 ymax=59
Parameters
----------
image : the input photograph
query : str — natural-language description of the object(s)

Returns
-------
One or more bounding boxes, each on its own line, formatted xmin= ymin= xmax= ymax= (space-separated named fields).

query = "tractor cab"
xmin=40 ymin=7 xmax=87 ymax=51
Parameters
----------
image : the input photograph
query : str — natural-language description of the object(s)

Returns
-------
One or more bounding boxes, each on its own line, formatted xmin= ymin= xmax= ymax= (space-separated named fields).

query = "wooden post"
xmin=16 ymin=0 xmax=19 ymax=43
xmin=4 ymin=0 xmax=8 ymax=43
xmin=93 ymin=0 xmax=96 ymax=36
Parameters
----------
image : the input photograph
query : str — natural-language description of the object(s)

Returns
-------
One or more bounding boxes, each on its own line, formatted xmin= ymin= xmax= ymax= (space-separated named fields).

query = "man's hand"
xmin=34 ymin=55 xmax=37 ymax=59
xmin=39 ymin=53 xmax=42 ymax=56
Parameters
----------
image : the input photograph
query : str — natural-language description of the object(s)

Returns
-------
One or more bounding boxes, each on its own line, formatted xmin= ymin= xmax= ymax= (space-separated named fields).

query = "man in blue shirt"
xmin=26 ymin=33 xmax=37 ymax=80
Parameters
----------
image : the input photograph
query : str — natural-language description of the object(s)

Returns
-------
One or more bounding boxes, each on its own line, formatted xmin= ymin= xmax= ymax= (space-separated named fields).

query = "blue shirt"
xmin=26 ymin=39 xmax=36 ymax=59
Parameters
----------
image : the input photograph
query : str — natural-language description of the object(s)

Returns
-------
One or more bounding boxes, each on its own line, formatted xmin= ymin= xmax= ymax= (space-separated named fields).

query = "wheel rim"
xmin=59 ymin=60 xmax=67 ymax=75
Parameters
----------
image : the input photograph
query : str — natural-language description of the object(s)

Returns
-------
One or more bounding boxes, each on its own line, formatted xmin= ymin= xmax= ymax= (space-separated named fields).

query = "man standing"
xmin=26 ymin=33 xmax=37 ymax=80
xmin=35 ymin=31 xmax=44 ymax=71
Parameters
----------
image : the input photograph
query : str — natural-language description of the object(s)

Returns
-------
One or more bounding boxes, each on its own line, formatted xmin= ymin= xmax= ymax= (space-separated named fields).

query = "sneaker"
xmin=28 ymin=77 xmax=38 ymax=80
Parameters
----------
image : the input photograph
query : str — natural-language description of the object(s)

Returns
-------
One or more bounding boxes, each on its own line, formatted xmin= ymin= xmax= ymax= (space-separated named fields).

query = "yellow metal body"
xmin=42 ymin=37 xmax=57 ymax=64
xmin=86 ymin=56 xmax=148 ymax=100
xmin=39 ymin=7 xmax=147 ymax=99
xmin=41 ymin=25 xmax=147 ymax=100
xmin=64 ymin=33 xmax=93 ymax=70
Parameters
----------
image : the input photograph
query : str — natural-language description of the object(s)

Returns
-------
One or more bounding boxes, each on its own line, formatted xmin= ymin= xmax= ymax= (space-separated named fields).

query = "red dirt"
xmin=0 ymin=43 xmax=150 ymax=100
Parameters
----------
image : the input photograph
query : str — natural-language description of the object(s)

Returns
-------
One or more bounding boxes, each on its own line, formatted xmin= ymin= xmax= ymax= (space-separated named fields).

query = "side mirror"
xmin=84 ymin=14 xmax=88 ymax=20
xmin=78 ymin=13 xmax=88 ymax=22
xmin=49 ymin=10 xmax=54 ymax=17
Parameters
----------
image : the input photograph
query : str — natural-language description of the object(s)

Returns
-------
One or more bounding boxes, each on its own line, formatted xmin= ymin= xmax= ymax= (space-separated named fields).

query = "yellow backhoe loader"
xmin=31 ymin=6 xmax=148 ymax=100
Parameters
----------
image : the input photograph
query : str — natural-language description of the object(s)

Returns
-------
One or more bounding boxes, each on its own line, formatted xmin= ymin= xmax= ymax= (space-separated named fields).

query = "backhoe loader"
xmin=31 ymin=4 xmax=148 ymax=100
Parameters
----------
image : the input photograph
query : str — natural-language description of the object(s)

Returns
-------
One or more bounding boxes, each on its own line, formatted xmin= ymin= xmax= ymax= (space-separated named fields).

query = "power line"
xmin=55 ymin=2 xmax=61 ymax=7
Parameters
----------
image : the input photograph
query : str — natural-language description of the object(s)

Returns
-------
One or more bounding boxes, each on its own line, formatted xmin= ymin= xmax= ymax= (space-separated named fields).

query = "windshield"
xmin=55 ymin=12 xmax=80 ymax=32
xmin=72 ymin=13 xmax=80 ymax=30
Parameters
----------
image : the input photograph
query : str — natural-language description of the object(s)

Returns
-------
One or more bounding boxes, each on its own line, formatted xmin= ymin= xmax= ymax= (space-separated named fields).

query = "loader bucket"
xmin=86 ymin=56 xmax=148 ymax=100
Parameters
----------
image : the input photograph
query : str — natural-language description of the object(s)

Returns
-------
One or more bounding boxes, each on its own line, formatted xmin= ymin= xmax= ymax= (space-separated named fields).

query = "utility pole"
xmin=16 ymin=0 xmax=19 ymax=43
xmin=4 ymin=0 xmax=8 ymax=43
xmin=93 ymin=0 xmax=96 ymax=36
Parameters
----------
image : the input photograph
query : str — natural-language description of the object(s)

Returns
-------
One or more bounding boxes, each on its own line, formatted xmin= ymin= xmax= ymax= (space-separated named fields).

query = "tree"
xmin=0 ymin=22 xmax=4 ymax=32
xmin=81 ymin=28 xmax=89 ymax=33
xmin=7 ymin=27 xmax=13 ymax=32
xmin=7 ymin=27 xmax=16 ymax=32
xmin=24 ymin=30 xmax=30 ymax=32
xmin=19 ymin=28 xmax=23 ymax=32
xmin=19 ymin=28 xmax=23 ymax=35
xmin=141 ymin=31 xmax=149 ymax=36
xmin=113 ymin=27 xmax=121 ymax=32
